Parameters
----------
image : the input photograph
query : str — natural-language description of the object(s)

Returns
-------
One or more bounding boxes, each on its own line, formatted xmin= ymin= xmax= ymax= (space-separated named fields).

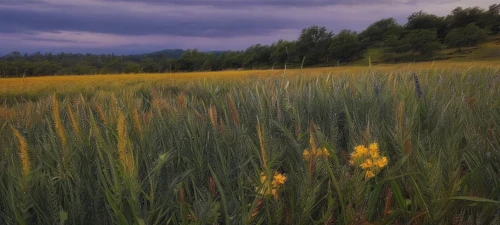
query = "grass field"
xmin=1 ymin=62 xmax=500 ymax=224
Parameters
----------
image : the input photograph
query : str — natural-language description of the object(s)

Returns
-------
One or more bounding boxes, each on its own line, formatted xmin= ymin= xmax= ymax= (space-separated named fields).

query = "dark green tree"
xmin=329 ymin=30 xmax=366 ymax=64
xmin=140 ymin=57 xmax=160 ymax=73
xmin=445 ymin=23 xmax=489 ymax=48
xmin=296 ymin=25 xmax=334 ymax=66
xmin=359 ymin=18 xmax=404 ymax=47
xmin=391 ymin=29 xmax=443 ymax=56
xmin=270 ymin=40 xmax=296 ymax=68
xmin=405 ymin=11 xmax=447 ymax=38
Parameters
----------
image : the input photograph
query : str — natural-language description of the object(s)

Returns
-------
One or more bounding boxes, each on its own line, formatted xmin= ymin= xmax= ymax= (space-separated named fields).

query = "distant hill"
xmin=140 ymin=49 xmax=225 ymax=59
xmin=143 ymin=49 xmax=185 ymax=58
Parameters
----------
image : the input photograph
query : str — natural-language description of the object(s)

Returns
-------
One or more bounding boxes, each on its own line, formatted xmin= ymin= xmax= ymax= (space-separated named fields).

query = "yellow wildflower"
xmin=369 ymin=143 xmax=380 ymax=158
xmin=350 ymin=142 xmax=389 ymax=180
xmin=272 ymin=173 xmax=286 ymax=187
xmin=370 ymin=150 xmax=380 ymax=159
xmin=365 ymin=170 xmax=375 ymax=179
xmin=376 ymin=157 xmax=388 ymax=168
xmin=303 ymin=149 xmax=310 ymax=161
xmin=304 ymin=146 xmax=330 ymax=161
xmin=354 ymin=145 xmax=368 ymax=157
xmin=258 ymin=171 xmax=286 ymax=199
xmin=360 ymin=159 xmax=373 ymax=169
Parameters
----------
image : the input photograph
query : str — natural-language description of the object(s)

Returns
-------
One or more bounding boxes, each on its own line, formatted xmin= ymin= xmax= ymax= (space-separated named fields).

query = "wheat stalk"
xmin=10 ymin=125 xmax=30 ymax=177
xmin=53 ymin=94 xmax=67 ymax=152
xmin=67 ymin=105 xmax=80 ymax=136
xmin=117 ymin=110 xmax=136 ymax=178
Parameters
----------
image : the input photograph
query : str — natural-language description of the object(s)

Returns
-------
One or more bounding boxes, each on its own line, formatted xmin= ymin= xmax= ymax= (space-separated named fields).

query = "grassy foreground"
xmin=1 ymin=63 xmax=500 ymax=224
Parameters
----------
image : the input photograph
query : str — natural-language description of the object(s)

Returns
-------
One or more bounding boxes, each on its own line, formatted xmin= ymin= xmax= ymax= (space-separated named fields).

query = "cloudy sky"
xmin=0 ymin=0 xmax=497 ymax=55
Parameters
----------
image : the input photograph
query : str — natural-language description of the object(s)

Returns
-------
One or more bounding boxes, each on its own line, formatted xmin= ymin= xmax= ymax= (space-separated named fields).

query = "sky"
xmin=0 ymin=0 xmax=497 ymax=55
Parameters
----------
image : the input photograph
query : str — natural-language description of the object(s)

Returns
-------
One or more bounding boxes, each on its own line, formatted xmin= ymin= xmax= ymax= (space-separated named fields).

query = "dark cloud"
xmin=0 ymin=6 xmax=294 ymax=37
xmin=103 ymin=0 xmax=444 ymax=7
xmin=0 ymin=0 xmax=496 ymax=54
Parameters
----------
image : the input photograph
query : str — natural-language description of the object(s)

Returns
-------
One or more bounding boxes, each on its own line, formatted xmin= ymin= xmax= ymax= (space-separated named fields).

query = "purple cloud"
xmin=0 ymin=0 xmax=497 ymax=54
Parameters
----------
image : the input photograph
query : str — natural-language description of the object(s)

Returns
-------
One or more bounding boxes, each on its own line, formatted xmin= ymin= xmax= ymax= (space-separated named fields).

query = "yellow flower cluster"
xmin=349 ymin=143 xmax=388 ymax=179
xmin=303 ymin=147 xmax=330 ymax=161
xmin=257 ymin=171 xmax=287 ymax=199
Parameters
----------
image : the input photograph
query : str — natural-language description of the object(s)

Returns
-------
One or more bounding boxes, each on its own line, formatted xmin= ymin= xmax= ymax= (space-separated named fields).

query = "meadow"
xmin=1 ymin=61 xmax=500 ymax=224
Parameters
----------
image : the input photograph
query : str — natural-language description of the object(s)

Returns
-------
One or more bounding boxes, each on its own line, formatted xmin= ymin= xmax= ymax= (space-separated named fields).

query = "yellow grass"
xmin=10 ymin=125 xmax=30 ymax=177
xmin=52 ymin=94 xmax=67 ymax=152
xmin=1 ymin=61 xmax=499 ymax=98
xmin=117 ymin=110 xmax=136 ymax=178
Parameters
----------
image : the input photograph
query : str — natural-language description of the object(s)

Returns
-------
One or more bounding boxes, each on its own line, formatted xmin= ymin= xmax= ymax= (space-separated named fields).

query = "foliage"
xmin=1 ymin=64 xmax=500 ymax=224
xmin=329 ymin=30 xmax=366 ymax=64
xmin=359 ymin=18 xmax=405 ymax=47
xmin=445 ymin=23 xmax=489 ymax=48
xmin=391 ymin=29 xmax=443 ymax=57
xmin=295 ymin=25 xmax=334 ymax=66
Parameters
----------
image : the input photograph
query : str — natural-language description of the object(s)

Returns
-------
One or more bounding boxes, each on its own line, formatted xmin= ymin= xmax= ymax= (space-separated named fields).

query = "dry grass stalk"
xmin=384 ymin=185 xmax=393 ymax=217
xmin=395 ymin=101 xmax=413 ymax=154
xmin=248 ymin=197 xmax=263 ymax=223
xmin=10 ymin=125 xmax=30 ymax=177
xmin=67 ymin=105 xmax=80 ymax=136
xmin=209 ymin=176 xmax=216 ymax=198
xmin=176 ymin=92 xmax=186 ymax=108
xmin=208 ymin=105 xmax=218 ymax=130
xmin=179 ymin=185 xmax=185 ymax=204
xmin=324 ymin=214 xmax=335 ymax=225
xmin=465 ymin=97 xmax=476 ymax=110
xmin=308 ymin=121 xmax=317 ymax=178
xmin=226 ymin=94 xmax=240 ymax=125
xmin=94 ymin=103 xmax=108 ymax=125
xmin=117 ymin=110 xmax=136 ymax=178
xmin=132 ymin=107 xmax=143 ymax=139
xmin=109 ymin=93 xmax=119 ymax=118
xmin=395 ymin=101 xmax=404 ymax=135
xmin=53 ymin=95 xmax=67 ymax=151
xmin=0 ymin=107 xmax=14 ymax=119
xmin=256 ymin=119 xmax=268 ymax=170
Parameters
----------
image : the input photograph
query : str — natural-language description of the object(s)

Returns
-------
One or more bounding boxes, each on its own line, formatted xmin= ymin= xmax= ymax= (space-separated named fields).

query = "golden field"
xmin=1 ymin=61 xmax=499 ymax=98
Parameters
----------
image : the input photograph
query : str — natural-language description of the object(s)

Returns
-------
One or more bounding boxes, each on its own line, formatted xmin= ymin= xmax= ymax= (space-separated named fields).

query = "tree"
xmin=175 ymin=49 xmax=206 ymax=71
xmin=140 ymin=57 xmax=160 ymax=73
xmin=218 ymin=51 xmax=243 ymax=69
xmin=391 ymin=29 xmax=443 ymax=56
xmin=201 ymin=53 xmax=218 ymax=71
xmin=329 ymin=30 xmax=366 ymax=64
xmin=242 ymin=44 xmax=272 ymax=69
xmin=405 ymin=11 xmax=447 ymax=38
xmin=445 ymin=23 xmax=489 ymax=48
xmin=123 ymin=62 xmax=140 ymax=73
xmin=445 ymin=7 xmax=488 ymax=30
xmin=359 ymin=18 xmax=404 ymax=47
xmin=487 ymin=4 xmax=500 ymax=34
xmin=296 ymin=25 xmax=334 ymax=66
xmin=270 ymin=40 xmax=296 ymax=68
xmin=32 ymin=61 xmax=62 ymax=76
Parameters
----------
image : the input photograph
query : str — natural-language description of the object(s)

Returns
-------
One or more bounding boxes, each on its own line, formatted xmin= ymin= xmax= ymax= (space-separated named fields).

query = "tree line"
xmin=1 ymin=4 xmax=499 ymax=77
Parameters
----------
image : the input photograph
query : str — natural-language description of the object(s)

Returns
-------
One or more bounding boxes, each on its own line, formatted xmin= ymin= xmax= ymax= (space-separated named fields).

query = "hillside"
xmin=352 ymin=36 xmax=500 ymax=66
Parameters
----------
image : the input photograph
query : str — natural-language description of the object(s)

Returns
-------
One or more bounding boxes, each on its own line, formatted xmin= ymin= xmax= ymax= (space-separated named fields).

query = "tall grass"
xmin=1 ymin=65 xmax=500 ymax=224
